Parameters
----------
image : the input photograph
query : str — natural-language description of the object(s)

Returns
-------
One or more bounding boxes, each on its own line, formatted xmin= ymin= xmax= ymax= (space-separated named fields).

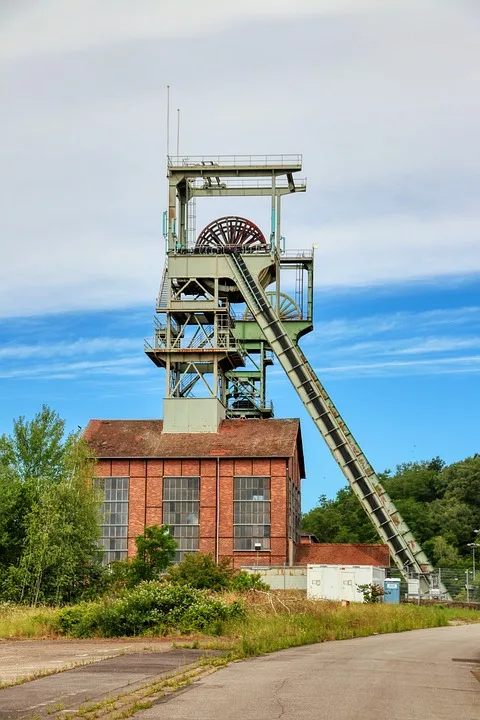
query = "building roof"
xmin=85 ymin=418 xmax=305 ymax=477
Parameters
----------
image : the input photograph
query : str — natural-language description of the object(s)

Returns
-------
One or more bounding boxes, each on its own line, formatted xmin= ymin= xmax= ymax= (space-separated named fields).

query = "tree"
xmin=0 ymin=467 xmax=26 ymax=568
xmin=0 ymin=407 xmax=103 ymax=604
xmin=302 ymin=455 xmax=480 ymax=562
xmin=0 ymin=405 xmax=66 ymax=486
xmin=129 ymin=525 xmax=177 ymax=583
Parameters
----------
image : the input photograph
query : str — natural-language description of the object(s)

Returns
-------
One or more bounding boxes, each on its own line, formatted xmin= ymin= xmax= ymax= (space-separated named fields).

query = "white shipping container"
xmin=307 ymin=564 xmax=386 ymax=602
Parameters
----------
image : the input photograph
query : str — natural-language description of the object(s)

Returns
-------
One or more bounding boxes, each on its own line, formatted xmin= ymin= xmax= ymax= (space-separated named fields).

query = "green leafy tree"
xmin=4 ymin=435 xmax=102 ymax=605
xmin=302 ymin=455 xmax=480 ymax=563
xmin=129 ymin=525 xmax=177 ymax=583
xmin=0 ymin=407 xmax=103 ymax=604
xmin=0 ymin=405 xmax=66 ymax=486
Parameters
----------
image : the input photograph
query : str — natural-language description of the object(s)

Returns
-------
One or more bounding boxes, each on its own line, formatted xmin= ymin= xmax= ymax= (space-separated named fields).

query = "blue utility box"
xmin=384 ymin=578 xmax=401 ymax=604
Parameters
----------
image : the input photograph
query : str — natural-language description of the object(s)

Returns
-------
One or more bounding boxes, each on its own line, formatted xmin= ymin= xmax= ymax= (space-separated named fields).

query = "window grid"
xmin=288 ymin=479 xmax=301 ymax=544
xmin=234 ymin=477 xmax=271 ymax=551
xmin=163 ymin=477 xmax=200 ymax=562
xmin=94 ymin=477 xmax=129 ymax=564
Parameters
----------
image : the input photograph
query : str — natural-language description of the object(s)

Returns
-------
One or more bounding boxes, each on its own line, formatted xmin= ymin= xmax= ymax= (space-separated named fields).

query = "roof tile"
xmin=85 ymin=418 xmax=305 ymax=476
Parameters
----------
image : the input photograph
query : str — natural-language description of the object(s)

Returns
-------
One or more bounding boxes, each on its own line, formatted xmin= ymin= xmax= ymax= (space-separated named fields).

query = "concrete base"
xmin=163 ymin=398 xmax=225 ymax=433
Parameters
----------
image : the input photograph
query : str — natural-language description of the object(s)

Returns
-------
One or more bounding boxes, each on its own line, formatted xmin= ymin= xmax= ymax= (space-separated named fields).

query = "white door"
xmin=341 ymin=572 xmax=356 ymax=601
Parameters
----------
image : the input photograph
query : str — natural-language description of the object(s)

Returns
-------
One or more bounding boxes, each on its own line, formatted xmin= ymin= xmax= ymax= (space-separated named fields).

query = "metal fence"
xmin=387 ymin=567 xmax=480 ymax=602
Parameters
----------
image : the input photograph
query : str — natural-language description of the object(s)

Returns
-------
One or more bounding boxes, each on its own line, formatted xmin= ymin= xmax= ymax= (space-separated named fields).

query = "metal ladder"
xmin=227 ymin=252 xmax=449 ymax=598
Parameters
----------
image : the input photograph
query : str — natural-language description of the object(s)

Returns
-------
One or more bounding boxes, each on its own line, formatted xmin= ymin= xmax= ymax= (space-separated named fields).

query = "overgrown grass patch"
xmin=0 ymin=603 xmax=60 ymax=639
xmin=216 ymin=591 xmax=480 ymax=656
xmin=1 ymin=590 xmax=479 ymax=652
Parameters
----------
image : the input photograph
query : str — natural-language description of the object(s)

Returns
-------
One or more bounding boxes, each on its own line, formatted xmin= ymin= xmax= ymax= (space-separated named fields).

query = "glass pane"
xmin=162 ymin=477 xmax=200 ymax=558
xmin=94 ymin=476 xmax=129 ymax=565
xmin=233 ymin=477 xmax=271 ymax=553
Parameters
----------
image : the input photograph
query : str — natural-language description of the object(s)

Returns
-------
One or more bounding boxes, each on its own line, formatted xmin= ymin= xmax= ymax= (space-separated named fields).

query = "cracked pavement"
xmin=135 ymin=624 xmax=480 ymax=720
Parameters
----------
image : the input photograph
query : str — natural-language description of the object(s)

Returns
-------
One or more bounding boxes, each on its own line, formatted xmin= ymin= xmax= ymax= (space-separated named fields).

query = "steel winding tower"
xmin=145 ymin=154 xmax=448 ymax=598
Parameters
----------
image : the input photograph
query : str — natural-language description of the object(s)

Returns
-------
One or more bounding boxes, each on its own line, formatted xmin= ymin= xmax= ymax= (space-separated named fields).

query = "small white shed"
xmin=307 ymin=564 xmax=386 ymax=602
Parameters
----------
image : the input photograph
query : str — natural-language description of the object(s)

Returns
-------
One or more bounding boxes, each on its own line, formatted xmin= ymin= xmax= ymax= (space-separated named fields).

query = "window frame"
xmin=162 ymin=476 xmax=200 ymax=562
xmin=94 ymin=476 xmax=129 ymax=564
xmin=233 ymin=476 xmax=271 ymax=552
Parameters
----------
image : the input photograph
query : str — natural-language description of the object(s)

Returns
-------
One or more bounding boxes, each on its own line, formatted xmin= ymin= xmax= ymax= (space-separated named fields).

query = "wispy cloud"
xmin=303 ymin=305 xmax=480 ymax=378
xmin=0 ymin=356 xmax=148 ymax=381
xmin=0 ymin=337 xmax=141 ymax=360
xmin=314 ymin=355 xmax=480 ymax=377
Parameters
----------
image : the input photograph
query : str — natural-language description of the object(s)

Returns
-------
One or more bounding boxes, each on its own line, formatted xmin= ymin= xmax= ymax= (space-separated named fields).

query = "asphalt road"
xmin=138 ymin=624 xmax=480 ymax=720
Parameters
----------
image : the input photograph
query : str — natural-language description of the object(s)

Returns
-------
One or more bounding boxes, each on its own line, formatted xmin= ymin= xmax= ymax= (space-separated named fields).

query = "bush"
xmin=357 ymin=583 xmax=385 ymax=603
xmin=165 ymin=553 xmax=268 ymax=591
xmin=165 ymin=554 xmax=235 ymax=590
xmin=57 ymin=582 xmax=244 ymax=637
xmin=230 ymin=570 xmax=269 ymax=591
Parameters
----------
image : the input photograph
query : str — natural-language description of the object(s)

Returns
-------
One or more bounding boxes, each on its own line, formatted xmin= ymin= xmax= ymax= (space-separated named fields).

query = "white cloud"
xmin=308 ymin=306 xmax=480 ymax=342
xmin=302 ymin=305 xmax=480 ymax=378
xmin=0 ymin=337 xmax=141 ymax=360
xmin=0 ymin=0 xmax=479 ymax=317
xmin=314 ymin=355 xmax=480 ymax=377
xmin=0 ymin=356 xmax=147 ymax=380
xmin=0 ymin=1 xmax=419 ymax=61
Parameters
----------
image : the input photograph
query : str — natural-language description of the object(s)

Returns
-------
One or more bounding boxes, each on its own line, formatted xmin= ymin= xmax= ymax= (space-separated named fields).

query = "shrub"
xmin=56 ymin=582 xmax=244 ymax=637
xmin=166 ymin=554 xmax=235 ymax=590
xmin=230 ymin=570 xmax=269 ymax=591
xmin=165 ymin=553 xmax=269 ymax=592
xmin=357 ymin=583 xmax=385 ymax=603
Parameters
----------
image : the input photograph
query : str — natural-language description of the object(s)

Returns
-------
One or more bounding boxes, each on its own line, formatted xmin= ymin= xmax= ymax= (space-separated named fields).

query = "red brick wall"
xmin=94 ymin=454 xmax=299 ymax=567
xmin=296 ymin=543 xmax=390 ymax=567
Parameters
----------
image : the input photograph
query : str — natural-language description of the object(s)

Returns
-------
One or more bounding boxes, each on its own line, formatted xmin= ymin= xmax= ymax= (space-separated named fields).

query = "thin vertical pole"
xmin=176 ymin=109 xmax=180 ymax=157
xmin=166 ymin=86 xmax=170 ymax=159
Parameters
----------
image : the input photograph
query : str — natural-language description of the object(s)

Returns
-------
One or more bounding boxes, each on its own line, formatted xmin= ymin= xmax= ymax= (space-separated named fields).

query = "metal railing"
xmin=171 ymin=245 xmax=272 ymax=256
xmin=280 ymin=249 xmax=314 ymax=259
xmin=168 ymin=154 xmax=302 ymax=168
xmin=189 ymin=177 xmax=307 ymax=189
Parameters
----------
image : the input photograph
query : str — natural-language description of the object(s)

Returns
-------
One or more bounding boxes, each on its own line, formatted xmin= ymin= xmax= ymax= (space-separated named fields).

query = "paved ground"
xmin=0 ymin=648 xmax=209 ymax=719
xmin=138 ymin=625 xmax=480 ymax=720
xmin=0 ymin=639 xmax=171 ymax=684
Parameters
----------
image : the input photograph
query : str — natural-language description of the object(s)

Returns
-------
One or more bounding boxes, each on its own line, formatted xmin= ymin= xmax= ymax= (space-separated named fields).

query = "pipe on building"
xmin=215 ymin=456 xmax=220 ymax=563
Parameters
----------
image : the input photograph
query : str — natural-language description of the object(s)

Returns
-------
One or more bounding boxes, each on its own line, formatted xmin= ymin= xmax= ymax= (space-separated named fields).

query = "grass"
xmin=1 ymin=591 xmax=479 ymax=652
xmin=1 ymin=593 xmax=479 ymax=720
xmin=0 ymin=603 xmax=60 ymax=639
xmin=189 ymin=591 xmax=480 ymax=656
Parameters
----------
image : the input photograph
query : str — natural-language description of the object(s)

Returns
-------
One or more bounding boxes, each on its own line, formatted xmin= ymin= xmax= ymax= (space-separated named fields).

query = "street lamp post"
xmin=467 ymin=530 xmax=479 ymax=582
xmin=467 ymin=544 xmax=476 ymax=581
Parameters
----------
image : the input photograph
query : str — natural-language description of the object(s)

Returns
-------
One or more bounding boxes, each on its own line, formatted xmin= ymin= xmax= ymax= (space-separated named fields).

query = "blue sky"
xmin=1 ymin=1 xmax=479 ymax=512
xmin=1 ymin=274 xmax=478 ymax=511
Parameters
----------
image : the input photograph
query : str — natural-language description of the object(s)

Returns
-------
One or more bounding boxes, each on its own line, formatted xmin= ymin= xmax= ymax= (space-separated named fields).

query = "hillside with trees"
xmin=302 ymin=456 xmax=480 ymax=567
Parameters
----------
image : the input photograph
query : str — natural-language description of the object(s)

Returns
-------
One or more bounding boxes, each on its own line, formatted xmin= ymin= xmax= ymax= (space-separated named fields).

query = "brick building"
xmin=85 ymin=417 xmax=303 ymax=567
xmin=296 ymin=539 xmax=389 ymax=567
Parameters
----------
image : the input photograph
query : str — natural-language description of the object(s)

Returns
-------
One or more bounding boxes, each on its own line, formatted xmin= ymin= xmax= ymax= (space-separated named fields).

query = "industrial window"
xmin=288 ymin=479 xmax=301 ymax=544
xmin=163 ymin=476 xmax=200 ymax=562
xmin=94 ymin=476 xmax=129 ymax=564
xmin=234 ymin=477 xmax=271 ymax=551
